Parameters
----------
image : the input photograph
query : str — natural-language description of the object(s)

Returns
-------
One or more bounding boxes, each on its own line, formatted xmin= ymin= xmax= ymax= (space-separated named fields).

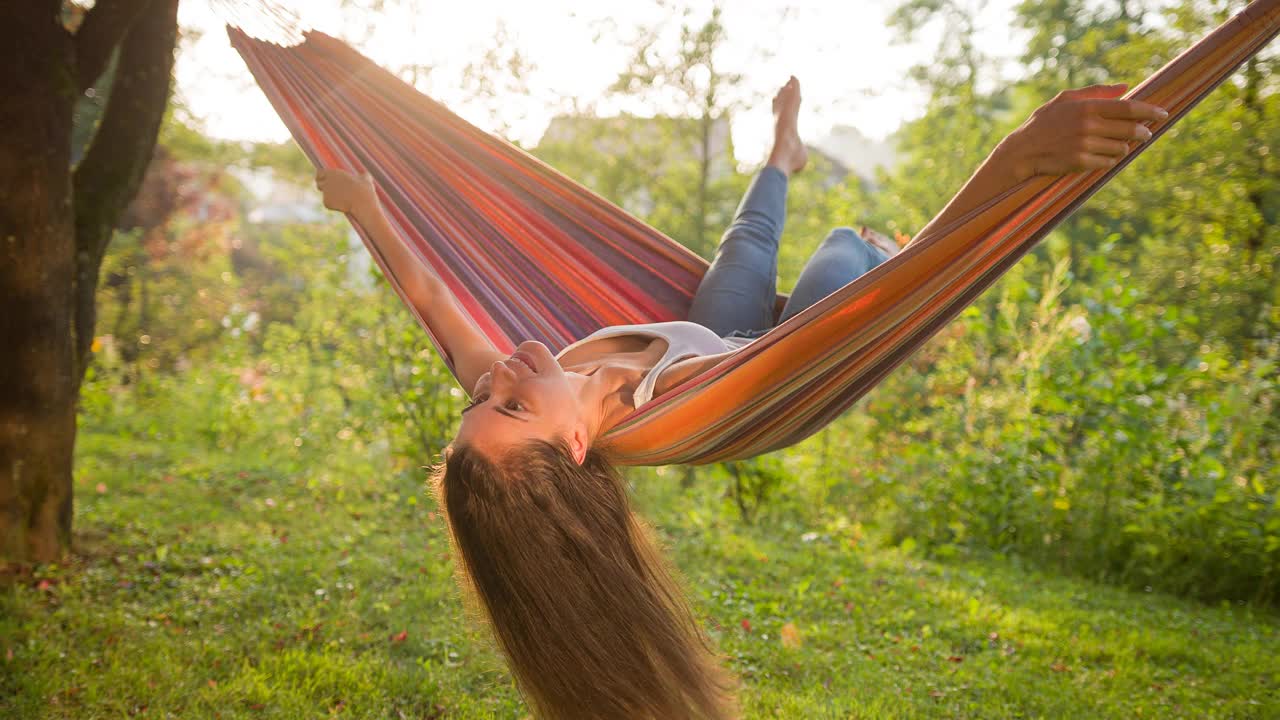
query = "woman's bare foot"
xmin=766 ymin=76 xmax=808 ymax=177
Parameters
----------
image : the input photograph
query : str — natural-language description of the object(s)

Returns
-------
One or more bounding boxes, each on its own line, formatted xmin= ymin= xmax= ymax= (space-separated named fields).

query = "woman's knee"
xmin=813 ymin=227 xmax=887 ymax=276
xmin=821 ymin=226 xmax=865 ymax=248
xmin=824 ymin=226 xmax=860 ymax=241
xmin=825 ymin=226 xmax=886 ymax=262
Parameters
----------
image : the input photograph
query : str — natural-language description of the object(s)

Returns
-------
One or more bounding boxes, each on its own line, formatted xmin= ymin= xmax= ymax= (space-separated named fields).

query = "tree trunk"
xmin=0 ymin=0 xmax=177 ymax=565
xmin=0 ymin=4 xmax=79 ymax=563
xmin=73 ymin=1 xmax=180 ymax=389
xmin=695 ymin=110 xmax=714 ymax=255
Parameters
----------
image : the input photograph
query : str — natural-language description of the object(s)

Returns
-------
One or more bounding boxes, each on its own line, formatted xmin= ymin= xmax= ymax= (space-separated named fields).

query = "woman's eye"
xmin=463 ymin=395 xmax=524 ymax=414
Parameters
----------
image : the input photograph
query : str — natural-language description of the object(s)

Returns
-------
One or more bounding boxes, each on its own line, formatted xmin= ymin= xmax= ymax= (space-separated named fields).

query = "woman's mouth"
xmin=510 ymin=352 xmax=537 ymax=374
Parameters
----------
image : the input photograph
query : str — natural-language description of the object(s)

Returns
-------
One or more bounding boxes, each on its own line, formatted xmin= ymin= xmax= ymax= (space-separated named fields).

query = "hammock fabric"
xmin=229 ymin=0 xmax=1280 ymax=466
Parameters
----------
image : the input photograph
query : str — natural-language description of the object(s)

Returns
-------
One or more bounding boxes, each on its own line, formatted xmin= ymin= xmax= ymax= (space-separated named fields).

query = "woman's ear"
xmin=567 ymin=424 xmax=590 ymax=465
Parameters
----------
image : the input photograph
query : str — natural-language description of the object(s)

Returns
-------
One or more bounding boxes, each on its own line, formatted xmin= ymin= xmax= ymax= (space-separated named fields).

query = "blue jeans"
xmin=687 ymin=166 xmax=889 ymax=340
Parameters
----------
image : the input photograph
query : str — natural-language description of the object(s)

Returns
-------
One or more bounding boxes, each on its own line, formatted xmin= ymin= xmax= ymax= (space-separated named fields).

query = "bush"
xmin=848 ymin=255 xmax=1278 ymax=604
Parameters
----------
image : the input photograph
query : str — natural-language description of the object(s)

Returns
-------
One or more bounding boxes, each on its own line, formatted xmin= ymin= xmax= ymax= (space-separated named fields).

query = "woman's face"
xmin=453 ymin=340 xmax=604 ymax=464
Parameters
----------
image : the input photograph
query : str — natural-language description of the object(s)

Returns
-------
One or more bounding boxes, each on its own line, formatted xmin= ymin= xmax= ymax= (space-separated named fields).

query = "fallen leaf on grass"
xmin=780 ymin=622 xmax=801 ymax=649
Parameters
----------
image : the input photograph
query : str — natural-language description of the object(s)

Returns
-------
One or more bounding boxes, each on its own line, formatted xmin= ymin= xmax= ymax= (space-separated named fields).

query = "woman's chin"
xmin=521 ymin=340 xmax=560 ymax=375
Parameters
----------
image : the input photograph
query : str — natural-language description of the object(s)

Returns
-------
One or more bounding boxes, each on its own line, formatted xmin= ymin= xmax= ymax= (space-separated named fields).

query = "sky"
xmin=175 ymin=0 xmax=1028 ymax=164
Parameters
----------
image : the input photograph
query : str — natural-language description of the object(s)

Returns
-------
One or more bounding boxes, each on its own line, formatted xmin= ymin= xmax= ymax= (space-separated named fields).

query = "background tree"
xmin=1 ymin=0 xmax=180 ymax=563
xmin=605 ymin=2 xmax=750 ymax=257
xmin=1013 ymin=0 xmax=1277 ymax=356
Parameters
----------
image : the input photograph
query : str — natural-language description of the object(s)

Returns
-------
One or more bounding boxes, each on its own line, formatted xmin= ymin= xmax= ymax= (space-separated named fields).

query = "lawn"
xmin=2 ymin=429 xmax=1277 ymax=719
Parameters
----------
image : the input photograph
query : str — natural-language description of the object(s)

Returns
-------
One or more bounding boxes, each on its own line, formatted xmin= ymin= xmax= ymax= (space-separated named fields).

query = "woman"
xmin=317 ymin=77 xmax=1165 ymax=719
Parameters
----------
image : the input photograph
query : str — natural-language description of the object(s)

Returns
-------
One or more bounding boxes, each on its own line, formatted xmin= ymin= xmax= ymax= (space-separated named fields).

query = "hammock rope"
xmin=228 ymin=0 xmax=1280 ymax=465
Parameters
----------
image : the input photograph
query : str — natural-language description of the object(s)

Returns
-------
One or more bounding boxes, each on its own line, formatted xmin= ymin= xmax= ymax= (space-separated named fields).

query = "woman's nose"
xmin=490 ymin=359 xmax=514 ymax=385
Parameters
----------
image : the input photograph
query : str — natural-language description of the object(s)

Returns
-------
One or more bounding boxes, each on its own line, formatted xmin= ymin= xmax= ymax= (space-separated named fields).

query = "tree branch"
xmin=74 ymin=0 xmax=154 ymax=92
xmin=71 ymin=0 xmax=178 ymax=382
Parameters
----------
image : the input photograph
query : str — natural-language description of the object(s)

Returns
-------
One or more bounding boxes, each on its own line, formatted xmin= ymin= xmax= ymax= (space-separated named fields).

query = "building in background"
xmin=812 ymin=124 xmax=898 ymax=187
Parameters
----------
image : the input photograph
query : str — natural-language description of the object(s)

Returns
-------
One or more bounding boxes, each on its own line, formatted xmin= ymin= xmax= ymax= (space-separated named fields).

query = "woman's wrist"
xmin=988 ymin=129 xmax=1032 ymax=184
xmin=348 ymin=191 xmax=380 ymax=219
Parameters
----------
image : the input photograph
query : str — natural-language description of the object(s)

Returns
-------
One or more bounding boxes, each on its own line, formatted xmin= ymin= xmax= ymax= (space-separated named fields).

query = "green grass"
xmin=2 ymin=430 xmax=1277 ymax=719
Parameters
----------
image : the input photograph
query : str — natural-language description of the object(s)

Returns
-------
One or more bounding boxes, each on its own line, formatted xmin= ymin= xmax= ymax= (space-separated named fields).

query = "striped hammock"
xmin=229 ymin=0 xmax=1280 ymax=466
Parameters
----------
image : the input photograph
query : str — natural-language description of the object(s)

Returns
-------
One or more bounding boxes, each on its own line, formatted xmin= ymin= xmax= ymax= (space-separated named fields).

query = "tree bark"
xmin=0 ymin=0 xmax=177 ymax=565
xmin=0 ymin=2 xmax=78 ymax=563
xmin=74 ymin=0 xmax=154 ymax=93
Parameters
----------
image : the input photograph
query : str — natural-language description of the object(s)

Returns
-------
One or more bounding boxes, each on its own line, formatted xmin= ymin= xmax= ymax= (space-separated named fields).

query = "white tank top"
xmin=555 ymin=321 xmax=758 ymax=407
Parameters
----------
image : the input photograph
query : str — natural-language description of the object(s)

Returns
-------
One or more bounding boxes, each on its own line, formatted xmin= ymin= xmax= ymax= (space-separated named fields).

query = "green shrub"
xmin=844 ymin=255 xmax=1277 ymax=603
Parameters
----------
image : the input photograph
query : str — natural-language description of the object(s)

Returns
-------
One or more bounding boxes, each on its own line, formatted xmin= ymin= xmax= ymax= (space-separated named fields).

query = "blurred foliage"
xmin=851 ymin=255 xmax=1278 ymax=603
xmin=79 ymin=0 xmax=1276 ymax=607
xmin=536 ymin=4 xmax=751 ymax=259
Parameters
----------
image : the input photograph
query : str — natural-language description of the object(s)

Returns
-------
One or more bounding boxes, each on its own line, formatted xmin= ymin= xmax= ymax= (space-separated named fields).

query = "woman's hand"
xmin=997 ymin=83 xmax=1168 ymax=182
xmin=315 ymin=168 xmax=377 ymax=215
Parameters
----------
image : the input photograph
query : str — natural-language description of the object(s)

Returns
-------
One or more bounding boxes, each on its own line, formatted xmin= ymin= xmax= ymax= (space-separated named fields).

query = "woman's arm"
xmin=912 ymin=84 xmax=1167 ymax=244
xmin=317 ymin=169 xmax=505 ymax=394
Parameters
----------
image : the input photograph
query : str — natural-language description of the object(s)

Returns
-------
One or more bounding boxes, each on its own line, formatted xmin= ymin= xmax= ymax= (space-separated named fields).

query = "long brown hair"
xmin=430 ymin=438 xmax=739 ymax=720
